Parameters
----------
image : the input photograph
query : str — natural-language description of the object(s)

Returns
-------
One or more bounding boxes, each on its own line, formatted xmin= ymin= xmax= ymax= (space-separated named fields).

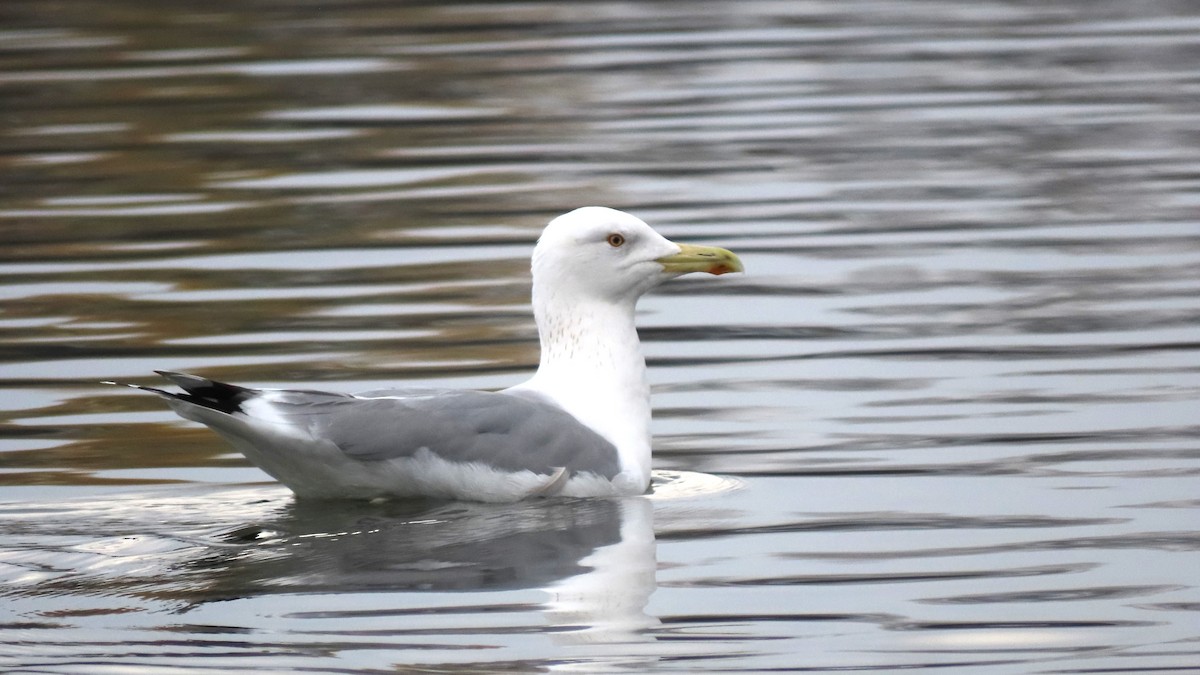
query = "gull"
xmin=111 ymin=207 xmax=742 ymax=502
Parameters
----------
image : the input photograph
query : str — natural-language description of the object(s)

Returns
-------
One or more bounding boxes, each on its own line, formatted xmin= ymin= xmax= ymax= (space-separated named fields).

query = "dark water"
xmin=2 ymin=1 xmax=1199 ymax=672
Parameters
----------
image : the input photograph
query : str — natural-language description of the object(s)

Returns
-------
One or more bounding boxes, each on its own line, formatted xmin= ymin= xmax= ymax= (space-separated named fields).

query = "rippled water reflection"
xmin=2 ymin=0 xmax=1199 ymax=672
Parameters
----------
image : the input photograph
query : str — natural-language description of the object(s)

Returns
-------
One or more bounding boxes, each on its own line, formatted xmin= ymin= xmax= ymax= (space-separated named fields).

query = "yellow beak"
xmin=657 ymin=242 xmax=744 ymax=276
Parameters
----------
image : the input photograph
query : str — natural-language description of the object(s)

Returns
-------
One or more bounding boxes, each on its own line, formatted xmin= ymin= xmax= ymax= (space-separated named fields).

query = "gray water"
xmin=2 ymin=1 xmax=1199 ymax=672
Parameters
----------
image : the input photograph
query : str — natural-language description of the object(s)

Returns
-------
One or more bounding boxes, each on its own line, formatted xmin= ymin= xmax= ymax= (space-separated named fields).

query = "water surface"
xmin=2 ymin=1 xmax=1199 ymax=672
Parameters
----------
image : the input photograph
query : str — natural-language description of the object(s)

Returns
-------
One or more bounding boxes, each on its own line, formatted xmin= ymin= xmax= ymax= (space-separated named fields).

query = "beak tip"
xmin=708 ymin=253 xmax=744 ymax=276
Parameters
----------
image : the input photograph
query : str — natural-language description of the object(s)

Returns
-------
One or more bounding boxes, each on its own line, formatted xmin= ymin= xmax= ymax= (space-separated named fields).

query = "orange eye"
xmin=606 ymin=233 xmax=625 ymax=247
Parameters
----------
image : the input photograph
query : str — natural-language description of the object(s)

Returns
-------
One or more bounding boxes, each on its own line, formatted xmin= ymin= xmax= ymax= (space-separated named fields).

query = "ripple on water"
xmin=649 ymin=470 xmax=745 ymax=500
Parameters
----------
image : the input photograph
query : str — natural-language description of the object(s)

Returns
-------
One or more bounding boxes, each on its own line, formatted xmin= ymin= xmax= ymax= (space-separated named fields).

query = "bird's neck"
xmin=522 ymin=291 xmax=652 ymax=488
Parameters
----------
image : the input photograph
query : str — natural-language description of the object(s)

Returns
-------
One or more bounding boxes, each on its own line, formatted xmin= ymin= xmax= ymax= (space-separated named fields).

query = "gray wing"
xmin=267 ymin=388 xmax=621 ymax=479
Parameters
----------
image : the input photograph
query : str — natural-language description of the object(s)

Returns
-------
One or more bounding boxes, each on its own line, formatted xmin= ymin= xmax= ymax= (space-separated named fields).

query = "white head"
xmin=531 ymin=206 xmax=742 ymax=305
xmin=517 ymin=207 xmax=743 ymax=491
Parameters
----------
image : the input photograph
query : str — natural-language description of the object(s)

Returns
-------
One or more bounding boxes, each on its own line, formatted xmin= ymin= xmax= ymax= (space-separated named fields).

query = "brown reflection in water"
xmin=0 ymin=426 xmax=236 ymax=486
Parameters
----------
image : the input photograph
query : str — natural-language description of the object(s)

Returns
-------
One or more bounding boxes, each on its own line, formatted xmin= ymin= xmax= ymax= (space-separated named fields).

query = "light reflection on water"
xmin=2 ymin=0 xmax=1199 ymax=672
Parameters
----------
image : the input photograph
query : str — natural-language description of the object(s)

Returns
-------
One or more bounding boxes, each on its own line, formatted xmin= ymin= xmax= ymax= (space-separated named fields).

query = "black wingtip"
xmin=154 ymin=371 xmax=258 ymax=414
xmin=102 ymin=372 xmax=258 ymax=415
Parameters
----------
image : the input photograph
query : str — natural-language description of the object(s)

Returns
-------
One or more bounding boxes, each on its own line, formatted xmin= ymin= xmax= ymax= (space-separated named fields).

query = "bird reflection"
xmin=0 ymin=485 xmax=666 ymax=648
xmin=181 ymin=494 xmax=660 ymax=640
xmin=545 ymin=497 xmax=659 ymax=642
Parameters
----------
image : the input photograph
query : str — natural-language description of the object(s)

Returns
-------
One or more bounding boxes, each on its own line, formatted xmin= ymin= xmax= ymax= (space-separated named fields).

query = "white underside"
xmin=172 ymin=399 xmax=643 ymax=503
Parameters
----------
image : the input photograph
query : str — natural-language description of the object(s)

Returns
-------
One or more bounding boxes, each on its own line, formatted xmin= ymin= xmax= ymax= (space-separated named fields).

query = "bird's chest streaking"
xmin=506 ymin=294 xmax=655 ymax=493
